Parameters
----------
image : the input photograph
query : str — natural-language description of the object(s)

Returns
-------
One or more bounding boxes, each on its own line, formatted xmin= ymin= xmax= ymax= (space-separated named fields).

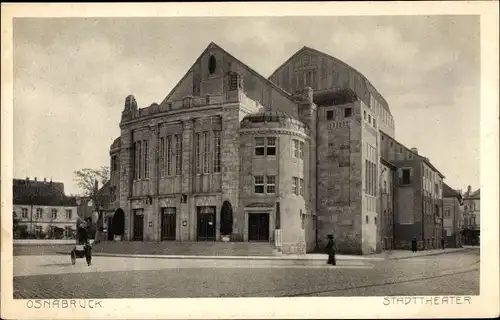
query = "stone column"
xmin=181 ymin=120 xmax=194 ymax=240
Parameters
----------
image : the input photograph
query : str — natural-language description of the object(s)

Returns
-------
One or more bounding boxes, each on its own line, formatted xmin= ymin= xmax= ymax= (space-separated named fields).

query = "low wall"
xmin=14 ymin=239 xmax=77 ymax=245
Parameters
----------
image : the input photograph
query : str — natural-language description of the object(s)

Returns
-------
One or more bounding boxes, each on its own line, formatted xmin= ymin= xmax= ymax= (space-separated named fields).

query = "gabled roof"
xmin=443 ymin=183 xmax=462 ymax=201
xmin=161 ymin=42 xmax=294 ymax=106
xmin=465 ymin=188 xmax=480 ymax=199
xmin=13 ymin=179 xmax=77 ymax=206
xmin=268 ymin=45 xmax=391 ymax=115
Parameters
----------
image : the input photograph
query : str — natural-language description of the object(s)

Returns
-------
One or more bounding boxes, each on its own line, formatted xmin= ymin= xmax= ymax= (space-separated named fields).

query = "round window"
xmin=208 ymin=55 xmax=216 ymax=74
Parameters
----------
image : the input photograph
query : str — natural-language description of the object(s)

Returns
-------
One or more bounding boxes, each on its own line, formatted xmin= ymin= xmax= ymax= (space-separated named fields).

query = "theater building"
xmin=107 ymin=42 xmax=400 ymax=254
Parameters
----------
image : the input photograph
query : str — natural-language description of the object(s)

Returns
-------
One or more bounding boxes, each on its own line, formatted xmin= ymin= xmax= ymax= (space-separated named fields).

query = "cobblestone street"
xmin=13 ymin=249 xmax=479 ymax=298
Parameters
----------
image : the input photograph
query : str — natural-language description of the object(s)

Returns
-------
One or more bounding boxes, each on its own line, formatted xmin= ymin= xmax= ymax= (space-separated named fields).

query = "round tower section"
xmin=239 ymin=111 xmax=312 ymax=254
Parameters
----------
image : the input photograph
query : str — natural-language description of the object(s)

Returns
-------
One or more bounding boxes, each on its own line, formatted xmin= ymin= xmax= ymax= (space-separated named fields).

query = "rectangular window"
xmin=65 ymin=209 xmax=72 ymax=219
xmin=254 ymin=176 xmax=264 ymax=194
xmin=266 ymin=137 xmax=277 ymax=156
xmin=368 ymin=114 xmax=372 ymax=124
xmin=292 ymin=177 xmax=299 ymax=195
xmin=166 ymin=136 xmax=172 ymax=176
xmin=175 ymin=135 xmax=182 ymax=175
xmin=364 ymin=110 xmax=367 ymax=120
xmin=214 ymin=131 xmax=221 ymax=173
xmin=195 ymin=133 xmax=201 ymax=174
xmin=51 ymin=209 xmax=57 ymax=220
xmin=326 ymin=110 xmax=334 ymax=120
xmin=36 ymin=208 xmax=42 ymax=219
xmin=159 ymin=137 xmax=165 ymax=177
xmin=35 ymin=226 xmax=43 ymax=238
xmin=255 ymin=137 xmax=265 ymax=156
xmin=143 ymin=140 xmax=149 ymax=178
xmin=299 ymin=178 xmax=304 ymax=196
xmin=365 ymin=160 xmax=369 ymax=193
xmin=266 ymin=176 xmax=276 ymax=194
xmin=203 ymin=131 xmax=210 ymax=173
xmin=373 ymin=118 xmax=377 ymax=127
xmin=402 ymin=169 xmax=411 ymax=185
xmin=21 ymin=208 xmax=28 ymax=219
xmin=293 ymin=140 xmax=299 ymax=158
xmin=344 ymin=107 xmax=352 ymax=118
xmin=299 ymin=141 xmax=304 ymax=159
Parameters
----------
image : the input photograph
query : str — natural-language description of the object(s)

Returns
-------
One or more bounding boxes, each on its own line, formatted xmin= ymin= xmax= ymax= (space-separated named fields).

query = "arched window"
xmin=208 ymin=55 xmax=216 ymax=74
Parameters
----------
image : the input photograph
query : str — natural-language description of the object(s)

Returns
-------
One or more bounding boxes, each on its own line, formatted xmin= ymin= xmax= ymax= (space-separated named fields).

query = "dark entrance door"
xmin=107 ymin=216 xmax=114 ymax=240
xmin=248 ymin=213 xmax=269 ymax=241
xmin=197 ymin=206 xmax=216 ymax=241
xmin=133 ymin=209 xmax=144 ymax=241
xmin=161 ymin=207 xmax=177 ymax=241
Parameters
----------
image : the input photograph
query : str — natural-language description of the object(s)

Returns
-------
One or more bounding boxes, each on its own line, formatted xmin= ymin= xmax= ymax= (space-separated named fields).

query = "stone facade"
xmin=380 ymin=132 xmax=445 ymax=250
xmin=443 ymin=183 xmax=464 ymax=248
xmin=104 ymin=42 xmax=447 ymax=255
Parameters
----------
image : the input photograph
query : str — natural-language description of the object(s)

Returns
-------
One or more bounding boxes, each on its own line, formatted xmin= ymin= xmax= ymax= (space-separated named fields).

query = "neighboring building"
xmin=13 ymin=177 xmax=78 ymax=239
xmin=443 ymin=183 xmax=464 ymax=248
xmin=379 ymin=158 xmax=396 ymax=251
xmin=380 ymin=132 xmax=445 ymax=250
xmin=104 ymin=42 xmax=398 ymax=254
xmin=462 ymin=185 xmax=480 ymax=245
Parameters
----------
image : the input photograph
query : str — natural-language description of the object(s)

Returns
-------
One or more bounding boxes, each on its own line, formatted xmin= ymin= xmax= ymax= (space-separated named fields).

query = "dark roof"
xmin=443 ymin=183 xmax=462 ymax=201
xmin=268 ymin=45 xmax=391 ymax=114
xmin=13 ymin=179 xmax=77 ymax=206
xmin=464 ymin=188 xmax=480 ymax=199
xmin=242 ymin=110 xmax=298 ymax=123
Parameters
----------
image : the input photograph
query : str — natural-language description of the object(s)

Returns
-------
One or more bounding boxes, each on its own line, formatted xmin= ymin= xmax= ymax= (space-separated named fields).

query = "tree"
xmin=220 ymin=200 xmax=233 ymax=236
xmin=74 ymin=166 xmax=110 ymax=241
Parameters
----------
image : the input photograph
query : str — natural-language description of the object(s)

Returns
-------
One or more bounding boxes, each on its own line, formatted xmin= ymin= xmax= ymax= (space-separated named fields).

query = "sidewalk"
xmin=92 ymin=247 xmax=472 ymax=262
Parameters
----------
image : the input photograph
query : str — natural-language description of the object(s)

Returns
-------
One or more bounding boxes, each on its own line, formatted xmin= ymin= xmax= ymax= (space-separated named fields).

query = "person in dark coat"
xmin=326 ymin=235 xmax=336 ymax=266
xmin=76 ymin=221 xmax=92 ymax=266
xmin=411 ymin=237 xmax=418 ymax=253
xmin=441 ymin=237 xmax=445 ymax=249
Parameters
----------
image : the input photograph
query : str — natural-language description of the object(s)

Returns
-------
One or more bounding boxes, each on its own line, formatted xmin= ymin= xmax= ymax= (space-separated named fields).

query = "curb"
xmin=386 ymin=248 xmax=472 ymax=261
xmin=89 ymin=252 xmax=382 ymax=262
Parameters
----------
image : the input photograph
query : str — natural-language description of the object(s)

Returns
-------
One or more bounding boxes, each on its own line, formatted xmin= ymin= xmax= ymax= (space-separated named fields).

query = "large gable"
xmin=159 ymin=42 xmax=298 ymax=117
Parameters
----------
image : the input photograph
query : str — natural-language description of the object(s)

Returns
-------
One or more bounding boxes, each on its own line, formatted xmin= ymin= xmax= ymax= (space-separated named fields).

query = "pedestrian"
xmin=411 ymin=237 xmax=417 ymax=253
xmin=76 ymin=221 xmax=92 ymax=266
xmin=326 ymin=234 xmax=336 ymax=266
xmin=441 ymin=237 xmax=445 ymax=250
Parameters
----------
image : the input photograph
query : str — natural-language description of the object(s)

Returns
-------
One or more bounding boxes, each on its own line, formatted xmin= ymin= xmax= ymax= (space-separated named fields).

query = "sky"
xmin=13 ymin=15 xmax=480 ymax=196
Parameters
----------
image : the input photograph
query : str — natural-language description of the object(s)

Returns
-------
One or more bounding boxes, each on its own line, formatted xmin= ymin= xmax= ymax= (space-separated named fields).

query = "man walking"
xmin=326 ymin=234 xmax=336 ymax=266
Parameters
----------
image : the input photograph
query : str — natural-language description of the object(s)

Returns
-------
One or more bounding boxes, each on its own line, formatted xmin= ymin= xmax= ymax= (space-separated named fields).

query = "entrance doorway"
xmin=197 ymin=206 xmax=216 ymax=241
xmin=161 ymin=207 xmax=177 ymax=241
xmin=248 ymin=213 xmax=269 ymax=241
xmin=133 ymin=209 xmax=144 ymax=241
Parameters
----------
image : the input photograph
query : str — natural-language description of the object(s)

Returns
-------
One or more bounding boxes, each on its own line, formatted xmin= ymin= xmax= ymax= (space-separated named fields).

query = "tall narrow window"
xmin=365 ymin=160 xmax=369 ymax=194
xmin=344 ymin=107 xmax=352 ymax=118
xmin=254 ymin=176 xmax=264 ymax=194
xmin=266 ymin=137 xmax=276 ymax=156
xmin=266 ymin=176 xmax=276 ymax=194
xmin=292 ymin=177 xmax=299 ymax=195
xmin=175 ymin=135 xmax=182 ymax=175
xmin=159 ymin=137 xmax=165 ymax=177
xmin=255 ymin=137 xmax=265 ymax=156
xmin=195 ymin=133 xmax=201 ymax=174
xmin=166 ymin=136 xmax=172 ymax=176
xmin=293 ymin=140 xmax=299 ymax=158
xmin=213 ymin=131 xmax=221 ymax=173
xmin=299 ymin=178 xmax=304 ymax=196
xmin=203 ymin=131 xmax=210 ymax=173
xmin=326 ymin=110 xmax=334 ymax=120
xmin=299 ymin=141 xmax=304 ymax=159
xmin=51 ymin=209 xmax=57 ymax=220
xmin=143 ymin=140 xmax=149 ymax=179
xmin=136 ymin=141 xmax=142 ymax=180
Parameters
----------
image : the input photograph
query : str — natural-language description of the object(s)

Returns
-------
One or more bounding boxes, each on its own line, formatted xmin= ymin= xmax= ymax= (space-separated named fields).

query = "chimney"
xmin=34 ymin=177 xmax=37 ymax=182
xmin=411 ymin=148 xmax=418 ymax=154
xmin=44 ymin=178 xmax=47 ymax=183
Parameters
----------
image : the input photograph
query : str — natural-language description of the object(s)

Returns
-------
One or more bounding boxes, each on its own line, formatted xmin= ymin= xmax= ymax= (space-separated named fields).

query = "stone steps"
xmin=92 ymin=241 xmax=277 ymax=256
